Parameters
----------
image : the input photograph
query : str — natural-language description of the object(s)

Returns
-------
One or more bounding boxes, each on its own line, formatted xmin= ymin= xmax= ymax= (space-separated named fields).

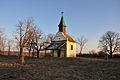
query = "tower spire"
xmin=59 ymin=11 xmax=66 ymax=27
xmin=58 ymin=11 xmax=66 ymax=34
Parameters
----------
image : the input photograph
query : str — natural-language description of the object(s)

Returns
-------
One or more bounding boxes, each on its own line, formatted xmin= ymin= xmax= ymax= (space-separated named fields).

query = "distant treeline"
xmin=77 ymin=51 xmax=120 ymax=58
xmin=0 ymin=51 xmax=52 ymax=57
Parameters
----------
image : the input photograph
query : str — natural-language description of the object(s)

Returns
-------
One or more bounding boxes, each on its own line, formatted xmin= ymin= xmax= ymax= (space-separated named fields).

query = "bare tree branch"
xmin=15 ymin=17 xmax=36 ymax=63
xmin=98 ymin=31 xmax=120 ymax=58
xmin=77 ymin=36 xmax=88 ymax=54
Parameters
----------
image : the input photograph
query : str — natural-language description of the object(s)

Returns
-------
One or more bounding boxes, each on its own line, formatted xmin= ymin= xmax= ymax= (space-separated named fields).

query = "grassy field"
xmin=0 ymin=55 xmax=120 ymax=80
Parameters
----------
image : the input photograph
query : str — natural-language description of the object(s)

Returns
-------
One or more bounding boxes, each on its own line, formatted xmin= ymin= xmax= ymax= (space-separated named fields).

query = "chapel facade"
xmin=45 ymin=12 xmax=77 ymax=57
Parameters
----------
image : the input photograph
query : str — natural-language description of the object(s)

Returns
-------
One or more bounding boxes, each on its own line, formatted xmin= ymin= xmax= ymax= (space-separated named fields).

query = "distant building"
xmin=45 ymin=12 xmax=77 ymax=57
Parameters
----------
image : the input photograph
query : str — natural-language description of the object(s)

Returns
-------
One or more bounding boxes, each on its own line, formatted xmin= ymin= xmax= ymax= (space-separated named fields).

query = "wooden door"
xmin=58 ymin=50 xmax=60 ymax=57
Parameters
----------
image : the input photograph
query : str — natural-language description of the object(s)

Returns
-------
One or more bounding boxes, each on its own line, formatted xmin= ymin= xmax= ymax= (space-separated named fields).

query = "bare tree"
xmin=7 ymin=39 xmax=14 ymax=56
xmin=1 ymin=36 xmax=7 ymax=54
xmin=15 ymin=18 xmax=35 ymax=63
xmin=16 ymin=41 xmax=20 ymax=51
xmin=98 ymin=31 xmax=120 ymax=58
xmin=32 ymin=27 xmax=43 ymax=58
xmin=89 ymin=50 xmax=96 ymax=55
xmin=0 ymin=30 xmax=3 ymax=52
xmin=26 ymin=39 xmax=34 ymax=57
xmin=0 ymin=30 xmax=7 ymax=53
xmin=77 ymin=36 xmax=88 ymax=54
xmin=47 ymin=33 xmax=55 ymax=43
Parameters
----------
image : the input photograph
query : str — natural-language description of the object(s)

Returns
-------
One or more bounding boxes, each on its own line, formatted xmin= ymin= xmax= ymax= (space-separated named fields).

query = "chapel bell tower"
xmin=58 ymin=11 xmax=66 ymax=34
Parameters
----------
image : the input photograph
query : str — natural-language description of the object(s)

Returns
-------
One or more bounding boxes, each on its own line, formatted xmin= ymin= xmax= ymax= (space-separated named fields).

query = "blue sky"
xmin=0 ymin=0 xmax=120 ymax=53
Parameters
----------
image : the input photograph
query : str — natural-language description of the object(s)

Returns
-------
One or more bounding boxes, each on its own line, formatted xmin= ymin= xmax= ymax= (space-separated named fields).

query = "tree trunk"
xmin=110 ymin=51 xmax=112 ymax=58
xmin=8 ymin=51 xmax=10 ymax=56
xmin=79 ymin=47 xmax=82 ymax=55
xmin=79 ymin=51 xmax=81 ymax=55
xmin=29 ymin=49 xmax=31 ymax=57
xmin=37 ymin=50 xmax=39 ymax=58
xmin=19 ymin=47 xmax=22 ymax=59
xmin=32 ymin=49 xmax=35 ymax=59
xmin=3 ymin=48 xmax=4 ymax=55
xmin=8 ymin=47 xmax=10 ymax=56
xmin=110 ymin=44 xmax=113 ymax=58
xmin=20 ymin=47 xmax=24 ymax=63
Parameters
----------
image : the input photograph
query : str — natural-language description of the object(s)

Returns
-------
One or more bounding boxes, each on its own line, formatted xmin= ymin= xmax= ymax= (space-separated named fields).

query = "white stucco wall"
xmin=66 ymin=41 xmax=77 ymax=57
xmin=53 ymin=50 xmax=58 ymax=57
xmin=60 ymin=50 xmax=66 ymax=57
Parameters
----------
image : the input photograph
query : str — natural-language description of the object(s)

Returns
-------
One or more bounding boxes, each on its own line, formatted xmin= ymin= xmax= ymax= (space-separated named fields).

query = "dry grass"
xmin=0 ymin=55 xmax=120 ymax=80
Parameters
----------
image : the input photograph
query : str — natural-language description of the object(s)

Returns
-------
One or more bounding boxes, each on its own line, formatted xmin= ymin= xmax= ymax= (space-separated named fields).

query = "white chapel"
xmin=45 ymin=12 xmax=77 ymax=57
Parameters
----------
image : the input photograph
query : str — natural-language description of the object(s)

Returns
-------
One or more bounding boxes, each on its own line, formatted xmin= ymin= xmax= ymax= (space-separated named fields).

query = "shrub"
xmin=98 ymin=50 xmax=104 ymax=57
xmin=113 ymin=54 xmax=120 ymax=58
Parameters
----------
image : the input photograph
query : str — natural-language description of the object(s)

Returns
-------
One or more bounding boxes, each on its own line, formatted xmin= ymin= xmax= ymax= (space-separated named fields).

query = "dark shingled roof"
xmin=58 ymin=15 xmax=66 ymax=27
xmin=45 ymin=42 xmax=65 ymax=50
